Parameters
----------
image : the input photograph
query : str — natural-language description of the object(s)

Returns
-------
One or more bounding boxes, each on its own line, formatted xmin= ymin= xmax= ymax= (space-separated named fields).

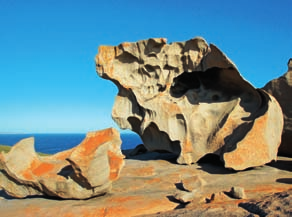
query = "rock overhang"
xmin=96 ymin=36 xmax=284 ymax=170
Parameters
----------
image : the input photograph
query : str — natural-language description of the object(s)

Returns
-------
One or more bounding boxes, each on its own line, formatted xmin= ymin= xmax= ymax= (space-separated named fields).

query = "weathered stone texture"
xmin=0 ymin=128 xmax=124 ymax=199
xmin=263 ymin=58 xmax=292 ymax=156
xmin=96 ymin=37 xmax=283 ymax=170
xmin=1 ymin=152 xmax=292 ymax=217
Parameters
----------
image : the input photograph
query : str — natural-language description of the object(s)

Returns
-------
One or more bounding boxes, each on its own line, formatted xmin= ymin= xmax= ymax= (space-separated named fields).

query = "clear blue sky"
xmin=1 ymin=0 xmax=291 ymax=133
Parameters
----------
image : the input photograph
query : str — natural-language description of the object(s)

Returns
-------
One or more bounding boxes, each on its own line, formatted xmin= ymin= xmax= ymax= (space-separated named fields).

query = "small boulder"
xmin=181 ymin=175 xmax=206 ymax=192
xmin=229 ymin=186 xmax=246 ymax=199
xmin=174 ymin=190 xmax=197 ymax=203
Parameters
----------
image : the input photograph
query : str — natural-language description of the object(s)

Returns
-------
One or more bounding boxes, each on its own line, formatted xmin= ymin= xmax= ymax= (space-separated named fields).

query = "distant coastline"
xmin=0 ymin=132 xmax=142 ymax=154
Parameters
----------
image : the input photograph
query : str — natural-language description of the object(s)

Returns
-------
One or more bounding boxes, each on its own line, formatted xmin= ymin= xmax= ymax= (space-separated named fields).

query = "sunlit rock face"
xmin=0 ymin=128 xmax=124 ymax=199
xmin=96 ymin=37 xmax=283 ymax=170
xmin=263 ymin=58 xmax=292 ymax=157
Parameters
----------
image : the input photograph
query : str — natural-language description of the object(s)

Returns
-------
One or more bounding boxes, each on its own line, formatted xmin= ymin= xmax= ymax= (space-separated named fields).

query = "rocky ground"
xmin=0 ymin=149 xmax=291 ymax=217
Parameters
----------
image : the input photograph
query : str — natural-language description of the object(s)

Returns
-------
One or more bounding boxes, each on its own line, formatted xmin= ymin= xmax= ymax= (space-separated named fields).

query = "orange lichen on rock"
xmin=32 ymin=162 xmax=55 ymax=177
xmin=1 ymin=151 xmax=292 ymax=216
xmin=224 ymin=91 xmax=283 ymax=170
xmin=76 ymin=129 xmax=118 ymax=156
xmin=0 ymin=128 xmax=124 ymax=199
xmin=108 ymin=150 xmax=125 ymax=181
xmin=21 ymin=160 xmax=55 ymax=180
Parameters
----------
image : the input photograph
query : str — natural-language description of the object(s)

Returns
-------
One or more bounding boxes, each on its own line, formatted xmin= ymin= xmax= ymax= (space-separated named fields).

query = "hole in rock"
xmin=197 ymin=154 xmax=223 ymax=166
xmin=57 ymin=165 xmax=74 ymax=179
xmin=197 ymin=67 xmax=221 ymax=89
xmin=158 ymin=84 xmax=166 ymax=92
xmin=117 ymin=51 xmax=138 ymax=64
xmin=170 ymin=71 xmax=200 ymax=97
xmin=142 ymin=122 xmax=181 ymax=155
xmin=170 ymin=67 xmax=224 ymax=98
xmin=120 ymin=128 xmax=143 ymax=151
xmin=212 ymin=94 xmax=219 ymax=101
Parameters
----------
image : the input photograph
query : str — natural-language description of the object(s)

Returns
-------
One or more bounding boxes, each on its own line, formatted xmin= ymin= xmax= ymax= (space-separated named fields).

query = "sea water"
xmin=0 ymin=133 xmax=142 ymax=154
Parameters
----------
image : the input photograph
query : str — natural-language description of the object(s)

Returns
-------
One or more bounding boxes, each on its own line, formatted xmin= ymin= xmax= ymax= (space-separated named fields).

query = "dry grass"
xmin=0 ymin=144 xmax=49 ymax=156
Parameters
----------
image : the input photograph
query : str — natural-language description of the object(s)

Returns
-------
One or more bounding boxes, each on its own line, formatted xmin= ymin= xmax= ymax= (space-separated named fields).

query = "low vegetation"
xmin=0 ymin=144 xmax=12 ymax=153
xmin=0 ymin=144 xmax=49 ymax=156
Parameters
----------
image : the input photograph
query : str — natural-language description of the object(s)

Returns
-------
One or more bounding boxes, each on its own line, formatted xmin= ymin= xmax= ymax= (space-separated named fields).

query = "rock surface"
xmin=96 ymin=37 xmax=283 ymax=170
xmin=145 ymin=189 xmax=292 ymax=217
xmin=1 ymin=150 xmax=292 ymax=216
xmin=0 ymin=128 xmax=124 ymax=199
xmin=263 ymin=58 xmax=292 ymax=156
xmin=229 ymin=186 xmax=246 ymax=199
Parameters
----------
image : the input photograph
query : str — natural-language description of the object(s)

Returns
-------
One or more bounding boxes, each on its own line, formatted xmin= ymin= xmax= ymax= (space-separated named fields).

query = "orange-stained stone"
xmin=183 ymin=139 xmax=193 ymax=154
xmin=1 ymin=155 xmax=292 ymax=216
xmin=32 ymin=162 xmax=54 ymax=176
xmin=0 ymin=128 xmax=124 ymax=199
xmin=108 ymin=195 xmax=142 ymax=203
xmin=145 ymin=177 xmax=161 ymax=184
xmin=77 ymin=129 xmax=116 ymax=156
xmin=122 ymin=164 xmax=155 ymax=177
xmin=21 ymin=170 xmax=33 ymax=180
xmin=224 ymin=110 xmax=276 ymax=170
xmin=121 ymin=42 xmax=131 ymax=47
xmin=108 ymin=150 xmax=124 ymax=181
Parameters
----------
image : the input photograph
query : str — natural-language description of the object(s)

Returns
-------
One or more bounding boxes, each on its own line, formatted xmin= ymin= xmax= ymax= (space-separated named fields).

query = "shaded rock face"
xmin=0 ymin=128 xmax=124 ymax=199
xmin=96 ymin=37 xmax=283 ymax=170
xmin=263 ymin=58 xmax=292 ymax=156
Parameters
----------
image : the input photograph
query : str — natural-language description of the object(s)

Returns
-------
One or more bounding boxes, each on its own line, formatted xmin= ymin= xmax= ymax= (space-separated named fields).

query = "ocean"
xmin=0 ymin=133 xmax=143 ymax=154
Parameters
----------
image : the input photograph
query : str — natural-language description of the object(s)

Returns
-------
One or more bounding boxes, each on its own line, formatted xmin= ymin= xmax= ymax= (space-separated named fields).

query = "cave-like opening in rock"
xmin=170 ymin=67 xmax=223 ymax=98
xmin=170 ymin=71 xmax=200 ymax=97
xmin=197 ymin=153 xmax=223 ymax=166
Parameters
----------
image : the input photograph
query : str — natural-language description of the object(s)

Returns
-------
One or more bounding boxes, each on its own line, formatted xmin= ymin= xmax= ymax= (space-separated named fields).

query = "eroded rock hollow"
xmin=96 ymin=37 xmax=283 ymax=170
xmin=0 ymin=128 xmax=124 ymax=199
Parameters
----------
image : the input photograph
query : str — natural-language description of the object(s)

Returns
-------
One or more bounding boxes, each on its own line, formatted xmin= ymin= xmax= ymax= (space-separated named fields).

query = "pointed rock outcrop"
xmin=0 ymin=128 xmax=124 ymax=199
xmin=96 ymin=37 xmax=283 ymax=170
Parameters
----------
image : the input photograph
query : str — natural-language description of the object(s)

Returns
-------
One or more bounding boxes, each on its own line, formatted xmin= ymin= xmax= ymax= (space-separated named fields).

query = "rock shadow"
xmin=276 ymin=178 xmax=292 ymax=184
xmin=238 ymin=202 xmax=267 ymax=217
xmin=267 ymin=159 xmax=292 ymax=172
xmin=166 ymin=182 xmax=191 ymax=210
xmin=0 ymin=190 xmax=15 ymax=200
xmin=0 ymin=190 xmax=61 ymax=200
xmin=122 ymin=148 xmax=178 ymax=163
xmin=197 ymin=154 xmax=235 ymax=175
xmin=166 ymin=195 xmax=189 ymax=209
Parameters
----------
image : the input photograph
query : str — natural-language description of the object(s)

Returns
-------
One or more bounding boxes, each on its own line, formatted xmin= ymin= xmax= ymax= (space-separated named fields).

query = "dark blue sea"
xmin=0 ymin=133 xmax=142 ymax=154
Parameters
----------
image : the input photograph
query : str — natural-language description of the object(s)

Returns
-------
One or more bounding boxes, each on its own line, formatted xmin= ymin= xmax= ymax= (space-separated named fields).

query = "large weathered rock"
xmin=263 ymin=58 xmax=292 ymax=156
xmin=95 ymin=37 xmax=283 ymax=170
xmin=0 ymin=128 xmax=124 ymax=199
